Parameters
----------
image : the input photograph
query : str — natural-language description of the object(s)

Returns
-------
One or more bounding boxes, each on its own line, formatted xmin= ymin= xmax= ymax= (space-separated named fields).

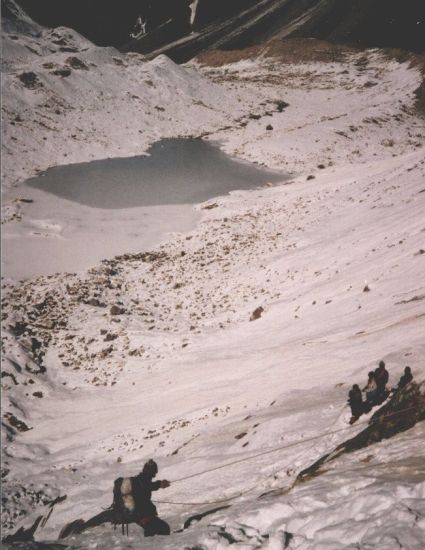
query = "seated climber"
xmin=396 ymin=366 xmax=413 ymax=392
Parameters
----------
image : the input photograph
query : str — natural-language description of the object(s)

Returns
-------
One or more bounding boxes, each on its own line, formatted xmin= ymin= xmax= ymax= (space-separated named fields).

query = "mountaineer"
xmin=113 ymin=459 xmax=170 ymax=537
xmin=348 ymin=384 xmax=364 ymax=424
xmin=396 ymin=366 xmax=413 ymax=391
xmin=362 ymin=370 xmax=378 ymax=405
xmin=374 ymin=360 xmax=389 ymax=403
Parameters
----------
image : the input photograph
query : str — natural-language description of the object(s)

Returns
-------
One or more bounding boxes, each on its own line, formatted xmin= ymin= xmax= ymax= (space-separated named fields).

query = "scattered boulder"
xmin=66 ymin=56 xmax=88 ymax=70
xmin=99 ymin=345 xmax=113 ymax=358
xmin=3 ymin=412 xmax=32 ymax=433
xmin=10 ymin=321 xmax=28 ymax=336
xmin=275 ymin=100 xmax=289 ymax=112
xmin=250 ymin=306 xmax=264 ymax=321
xmin=59 ymin=46 xmax=80 ymax=53
xmin=266 ymin=124 xmax=273 ymax=131
xmin=18 ymin=72 xmax=42 ymax=89
xmin=112 ymin=57 xmax=126 ymax=66
xmin=85 ymin=298 xmax=106 ymax=307
xmin=52 ymin=68 xmax=71 ymax=78
xmin=363 ymin=81 xmax=378 ymax=88
xmin=110 ymin=305 xmax=126 ymax=316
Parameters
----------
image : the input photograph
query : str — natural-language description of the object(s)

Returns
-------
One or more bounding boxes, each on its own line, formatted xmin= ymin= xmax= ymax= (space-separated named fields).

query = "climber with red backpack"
xmin=112 ymin=459 xmax=171 ymax=537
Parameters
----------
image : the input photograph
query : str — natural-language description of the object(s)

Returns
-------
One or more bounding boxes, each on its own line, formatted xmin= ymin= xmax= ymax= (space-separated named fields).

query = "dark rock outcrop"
xmin=59 ymin=509 xmax=114 ymax=539
xmin=2 ymin=515 xmax=43 ymax=544
xmin=297 ymin=381 xmax=425 ymax=482
xmin=13 ymin=0 xmax=425 ymax=62
xmin=250 ymin=306 xmax=264 ymax=321
xmin=2 ymin=0 xmax=42 ymax=36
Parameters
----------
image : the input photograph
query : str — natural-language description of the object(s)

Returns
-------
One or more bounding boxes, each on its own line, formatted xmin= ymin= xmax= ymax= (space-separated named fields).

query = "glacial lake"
xmin=3 ymin=139 xmax=287 ymax=280
xmin=27 ymin=138 xmax=285 ymax=208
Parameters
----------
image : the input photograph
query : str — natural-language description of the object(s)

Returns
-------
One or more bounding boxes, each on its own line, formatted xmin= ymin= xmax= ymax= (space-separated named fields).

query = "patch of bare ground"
xmin=196 ymin=38 xmax=357 ymax=67
xmin=371 ymin=47 xmax=424 ymax=114
xmin=380 ymin=49 xmax=425 ymax=114
xmin=198 ymin=39 xmax=425 ymax=115
xmin=415 ymin=77 xmax=425 ymax=114
xmin=413 ymin=61 xmax=425 ymax=115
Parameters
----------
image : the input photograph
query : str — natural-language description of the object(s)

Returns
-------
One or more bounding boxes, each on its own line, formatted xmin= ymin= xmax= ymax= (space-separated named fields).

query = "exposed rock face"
xmin=14 ymin=0 xmax=425 ymax=58
xmin=2 ymin=0 xmax=42 ymax=36
xmin=192 ymin=0 xmax=257 ymax=30
xmin=15 ymin=0 xmax=192 ymax=47
xmin=297 ymin=381 xmax=425 ymax=482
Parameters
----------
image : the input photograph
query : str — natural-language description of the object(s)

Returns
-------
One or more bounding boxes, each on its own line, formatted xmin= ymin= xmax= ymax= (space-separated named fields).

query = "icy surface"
xmin=26 ymin=139 xmax=284 ymax=209
xmin=2 ymin=138 xmax=284 ymax=280
xmin=2 ymin=11 xmax=425 ymax=550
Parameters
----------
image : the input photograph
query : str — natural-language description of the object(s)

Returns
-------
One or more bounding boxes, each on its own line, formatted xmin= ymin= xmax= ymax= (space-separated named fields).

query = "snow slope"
xmin=2 ymin=12 xmax=425 ymax=550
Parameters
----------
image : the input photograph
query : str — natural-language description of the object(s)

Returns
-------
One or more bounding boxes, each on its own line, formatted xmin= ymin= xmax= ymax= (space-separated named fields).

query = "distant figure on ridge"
xmin=362 ymin=370 xmax=377 ymax=405
xmin=348 ymin=384 xmax=364 ymax=424
xmin=374 ymin=360 xmax=389 ymax=403
xmin=396 ymin=366 xmax=413 ymax=391
xmin=113 ymin=459 xmax=170 ymax=537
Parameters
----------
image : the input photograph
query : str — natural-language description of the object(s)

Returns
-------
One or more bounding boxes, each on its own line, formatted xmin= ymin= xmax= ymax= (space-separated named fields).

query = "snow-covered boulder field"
xmin=1 ymin=12 xmax=425 ymax=550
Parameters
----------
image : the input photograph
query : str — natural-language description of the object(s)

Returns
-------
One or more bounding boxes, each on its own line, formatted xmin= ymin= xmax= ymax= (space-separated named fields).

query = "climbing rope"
xmin=153 ymin=403 xmax=420 ymax=506
xmin=153 ymin=481 xmax=261 ymax=506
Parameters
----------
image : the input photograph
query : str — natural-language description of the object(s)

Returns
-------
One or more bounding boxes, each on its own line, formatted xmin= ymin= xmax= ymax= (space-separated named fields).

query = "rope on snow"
xmin=153 ymin=404 xmax=419 ymax=506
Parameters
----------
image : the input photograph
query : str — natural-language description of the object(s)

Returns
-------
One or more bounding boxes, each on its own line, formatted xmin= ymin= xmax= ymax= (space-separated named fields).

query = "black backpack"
xmin=112 ymin=477 xmax=137 ymax=535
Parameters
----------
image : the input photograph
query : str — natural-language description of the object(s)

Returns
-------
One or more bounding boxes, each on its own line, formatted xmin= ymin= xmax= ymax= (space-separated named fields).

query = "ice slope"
xmin=2 ymin=11 xmax=425 ymax=550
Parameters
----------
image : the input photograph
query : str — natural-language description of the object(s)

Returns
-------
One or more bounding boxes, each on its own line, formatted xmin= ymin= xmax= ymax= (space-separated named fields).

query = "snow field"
xmin=2 ymin=17 xmax=425 ymax=549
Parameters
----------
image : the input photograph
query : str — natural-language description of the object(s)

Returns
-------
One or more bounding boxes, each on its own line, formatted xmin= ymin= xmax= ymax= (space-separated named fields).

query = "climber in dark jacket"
xmin=133 ymin=460 xmax=171 ymax=536
xmin=348 ymin=384 xmax=364 ymax=424
xmin=396 ymin=366 xmax=413 ymax=391
xmin=374 ymin=360 xmax=389 ymax=403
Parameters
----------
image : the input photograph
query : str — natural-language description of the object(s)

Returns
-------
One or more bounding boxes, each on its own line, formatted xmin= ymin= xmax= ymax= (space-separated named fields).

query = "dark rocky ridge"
xmin=297 ymin=381 xmax=425 ymax=483
xmin=12 ymin=0 xmax=425 ymax=62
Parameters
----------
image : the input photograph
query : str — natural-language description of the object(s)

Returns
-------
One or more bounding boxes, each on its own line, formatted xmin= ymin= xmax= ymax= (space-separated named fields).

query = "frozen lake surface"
xmin=3 ymin=139 xmax=286 ymax=280
xmin=27 ymin=139 xmax=285 ymax=208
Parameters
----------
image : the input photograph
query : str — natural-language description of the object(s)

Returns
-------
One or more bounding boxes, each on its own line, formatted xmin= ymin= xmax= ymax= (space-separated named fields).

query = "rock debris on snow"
xmin=1 ymin=10 xmax=425 ymax=550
